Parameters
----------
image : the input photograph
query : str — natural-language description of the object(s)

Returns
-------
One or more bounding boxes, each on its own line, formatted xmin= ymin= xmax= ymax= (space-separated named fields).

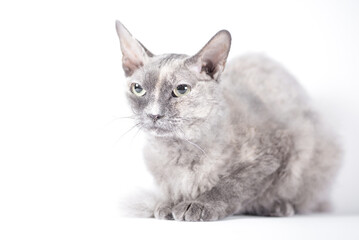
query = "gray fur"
xmin=115 ymin=20 xmax=341 ymax=221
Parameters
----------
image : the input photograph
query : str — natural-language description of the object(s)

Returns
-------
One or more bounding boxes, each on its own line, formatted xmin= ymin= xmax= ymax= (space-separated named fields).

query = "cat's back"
xmin=222 ymin=54 xmax=341 ymax=213
xmin=221 ymin=54 xmax=311 ymax=121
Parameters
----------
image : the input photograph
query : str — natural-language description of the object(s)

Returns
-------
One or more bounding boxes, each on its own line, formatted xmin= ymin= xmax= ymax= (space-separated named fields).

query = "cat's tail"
xmin=119 ymin=188 xmax=161 ymax=218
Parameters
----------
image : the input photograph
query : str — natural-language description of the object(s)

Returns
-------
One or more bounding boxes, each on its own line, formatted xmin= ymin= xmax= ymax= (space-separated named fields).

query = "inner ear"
xmin=186 ymin=30 xmax=231 ymax=80
xmin=201 ymin=58 xmax=216 ymax=78
xmin=116 ymin=20 xmax=154 ymax=77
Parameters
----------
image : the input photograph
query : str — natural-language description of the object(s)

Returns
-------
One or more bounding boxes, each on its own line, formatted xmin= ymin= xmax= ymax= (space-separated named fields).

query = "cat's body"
xmin=116 ymin=21 xmax=341 ymax=221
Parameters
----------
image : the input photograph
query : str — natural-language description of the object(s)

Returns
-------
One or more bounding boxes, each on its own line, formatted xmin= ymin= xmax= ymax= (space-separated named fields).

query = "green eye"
xmin=173 ymin=84 xmax=191 ymax=97
xmin=131 ymin=83 xmax=146 ymax=96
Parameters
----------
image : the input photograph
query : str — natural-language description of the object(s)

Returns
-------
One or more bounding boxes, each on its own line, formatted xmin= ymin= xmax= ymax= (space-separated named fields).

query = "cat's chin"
xmin=145 ymin=127 xmax=174 ymax=138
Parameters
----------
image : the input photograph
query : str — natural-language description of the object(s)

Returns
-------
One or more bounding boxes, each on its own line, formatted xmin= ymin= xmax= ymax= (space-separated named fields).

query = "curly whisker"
xmin=106 ymin=115 xmax=137 ymax=126
xmin=114 ymin=122 xmax=142 ymax=146
xmin=176 ymin=127 xmax=208 ymax=158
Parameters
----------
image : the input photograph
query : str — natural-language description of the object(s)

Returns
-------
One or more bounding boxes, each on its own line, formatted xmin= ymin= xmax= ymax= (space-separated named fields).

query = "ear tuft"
xmin=115 ymin=20 xmax=153 ymax=77
xmin=186 ymin=30 xmax=231 ymax=80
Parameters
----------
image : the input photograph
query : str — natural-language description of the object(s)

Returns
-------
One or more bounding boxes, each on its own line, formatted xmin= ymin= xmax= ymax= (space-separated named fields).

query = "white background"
xmin=0 ymin=0 xmax=358 ymax=239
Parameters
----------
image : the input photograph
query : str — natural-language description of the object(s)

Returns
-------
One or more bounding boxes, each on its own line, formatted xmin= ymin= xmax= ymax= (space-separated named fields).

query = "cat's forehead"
xmin=130 ymin=54 xmax=191 ymax=87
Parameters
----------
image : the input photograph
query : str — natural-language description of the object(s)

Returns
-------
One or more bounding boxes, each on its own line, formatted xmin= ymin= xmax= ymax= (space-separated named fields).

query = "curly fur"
xmin=115 ymin=21 xmax=341 ymax=221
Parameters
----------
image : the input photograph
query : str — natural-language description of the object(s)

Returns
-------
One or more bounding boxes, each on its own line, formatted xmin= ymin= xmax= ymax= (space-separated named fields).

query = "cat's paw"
xmin=172 ymin=201 xmax=220 ymax=221
xmin=154 ymin=203 xmax=173 ymax=220
xmin=269 ymin=201 xmax=295 ymax=217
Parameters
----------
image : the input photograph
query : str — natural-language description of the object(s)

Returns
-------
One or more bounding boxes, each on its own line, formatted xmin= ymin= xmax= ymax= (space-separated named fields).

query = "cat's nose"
xmin=147 ymin=114 xmax=164 ymax=122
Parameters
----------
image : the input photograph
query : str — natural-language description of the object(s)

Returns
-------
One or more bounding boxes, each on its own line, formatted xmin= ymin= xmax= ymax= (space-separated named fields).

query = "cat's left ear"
xmin=186 ymin=30 xmax=231 ymax=80
xmin=115 ymin=20 xmax=154 ymax=77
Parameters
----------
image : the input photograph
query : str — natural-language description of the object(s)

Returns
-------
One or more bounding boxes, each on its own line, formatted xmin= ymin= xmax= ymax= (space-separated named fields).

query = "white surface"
xmin=0 ymin=0 xmax=359 ymax=239
xmin=119 ymin=215 xmax=359 ymax=240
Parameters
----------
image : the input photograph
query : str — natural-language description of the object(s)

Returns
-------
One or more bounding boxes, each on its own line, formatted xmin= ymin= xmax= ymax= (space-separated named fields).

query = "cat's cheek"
xmin=127 ymin=95 xmax=148 ymax=113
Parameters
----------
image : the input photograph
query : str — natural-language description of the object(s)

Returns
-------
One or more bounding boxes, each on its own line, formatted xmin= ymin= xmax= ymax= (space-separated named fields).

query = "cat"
xmin=115 ymin=20 xmax=341 ymax=221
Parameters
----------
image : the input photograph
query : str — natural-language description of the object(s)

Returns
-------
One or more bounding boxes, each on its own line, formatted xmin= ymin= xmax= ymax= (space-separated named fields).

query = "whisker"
xmin=130 ymin=124 xmax=144 ymax=143
xmin=176 ymin=128 xmax=208 ymax=158
xmin=106 ymin=115 xmax=136 ymax=126
xmin=114 ymin=116 xmax=136 ymax=119
xmin=113 ymin=122 xmax=141 ymax=146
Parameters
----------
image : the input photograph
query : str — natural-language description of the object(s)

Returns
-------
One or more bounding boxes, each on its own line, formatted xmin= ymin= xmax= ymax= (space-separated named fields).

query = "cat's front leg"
xmin=172 ymin=159 xmax=281 ymax=221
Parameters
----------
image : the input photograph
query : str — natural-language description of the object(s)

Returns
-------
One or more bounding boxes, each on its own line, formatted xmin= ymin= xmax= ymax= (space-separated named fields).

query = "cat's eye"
xmin=172 ymin=84 xmax=191 ymax=97
xmin=131 ymin=83 xmax=146 ymax=96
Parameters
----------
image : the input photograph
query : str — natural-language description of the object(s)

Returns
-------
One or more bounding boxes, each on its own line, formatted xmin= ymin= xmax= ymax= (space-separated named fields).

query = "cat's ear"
xmin=186 ymin=30 xmax=231 ymax=80
xmin=115 ymin=20 xmax=154 ymax=77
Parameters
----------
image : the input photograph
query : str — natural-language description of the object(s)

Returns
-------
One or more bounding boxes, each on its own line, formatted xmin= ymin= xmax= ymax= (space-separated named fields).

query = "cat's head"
xmin=115 ymin=21 xmax=231 ymax=138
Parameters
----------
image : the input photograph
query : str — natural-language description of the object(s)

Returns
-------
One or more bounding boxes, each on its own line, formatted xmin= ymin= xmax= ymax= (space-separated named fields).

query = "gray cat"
xmin=115 ymin=20 xmax=341 ymax=221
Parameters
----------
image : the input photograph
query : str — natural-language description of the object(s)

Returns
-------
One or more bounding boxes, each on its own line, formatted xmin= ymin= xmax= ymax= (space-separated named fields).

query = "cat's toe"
xmin=270 ymin=201 xmax=295 ymax=217
xmin=172 ymin=201 xmax=202 ymax=221
xmin=154 ymin=204 xmax=173 ymax=220
xmin=172 ymin=201 xmax=219 ymax=221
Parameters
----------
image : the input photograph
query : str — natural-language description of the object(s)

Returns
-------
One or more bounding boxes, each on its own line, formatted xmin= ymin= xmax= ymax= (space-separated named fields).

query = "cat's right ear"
xmin=115 ymin=21 xmax=154 ymax=77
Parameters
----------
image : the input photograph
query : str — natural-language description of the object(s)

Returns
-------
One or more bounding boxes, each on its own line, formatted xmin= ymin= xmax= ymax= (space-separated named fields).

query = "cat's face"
xmin=116 ymin=21 xmax=231 ymax=138
xmin=126 ymin=55 xmax=219 ymax=137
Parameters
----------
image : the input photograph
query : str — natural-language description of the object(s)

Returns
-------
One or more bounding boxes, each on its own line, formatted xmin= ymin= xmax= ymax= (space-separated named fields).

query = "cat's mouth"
xmin=145 ymin=125 xmax=174 ymax=137
xmin=141 ymin=116 xmax=178 ymax=137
